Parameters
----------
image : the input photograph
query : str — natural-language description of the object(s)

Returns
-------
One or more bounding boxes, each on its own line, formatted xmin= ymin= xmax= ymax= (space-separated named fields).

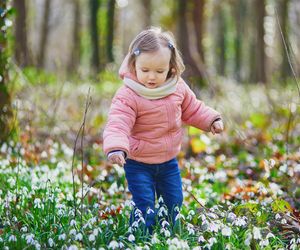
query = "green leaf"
xmin=271 ymin=199 xmax=292 ymax=213
xmin=249 ymin=113 xmax=268 ymax=128
xmin=234 ymin=203 xmax=259 ymax=215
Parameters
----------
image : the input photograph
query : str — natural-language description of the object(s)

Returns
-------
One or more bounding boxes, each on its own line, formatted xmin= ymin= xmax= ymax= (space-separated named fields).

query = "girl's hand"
xmin=211 ymin=119 xmax=224 ymax=134
xmin=108 ymin=151 xmax=126 ymax=167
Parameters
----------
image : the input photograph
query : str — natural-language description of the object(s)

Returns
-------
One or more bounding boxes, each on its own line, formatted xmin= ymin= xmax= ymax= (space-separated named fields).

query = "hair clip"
xmin=168 ymin=42 xmax=174 ymax=50
xmin=133 ymin=48 xmax=140 ymax=56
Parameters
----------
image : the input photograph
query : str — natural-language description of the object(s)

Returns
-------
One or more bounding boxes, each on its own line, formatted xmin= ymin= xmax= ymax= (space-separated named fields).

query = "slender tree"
xmin=89 ymin=0 xmax=100 ymax=73
xmin=177 ymin=0 xmax=204 ymax=82
xmin=68 ymin=0 xmax=81 ymax=73
xmin=278 ymin=0 xmax=291 ymax=80
xmin=37 ymin=0 xmax=51 ymax=68
xmin=106 ymin=0 xmax=115 ymax=63
xmin=0 ymin=2 xmax=13 ymax=142
xmin=192 ymin=0 xmax=205 ymax=62
xmin=13 ymin=0 xmax=29 ymax=67
xmin=233 ymin=0 xmax=246 ymax=82
xmin=215 ymin=4 xmax=226 ymax=76
xmin=141 ymin=0 xmax=151 ymax=28
xmin=255 ymin=0 xmax=266 ymax=83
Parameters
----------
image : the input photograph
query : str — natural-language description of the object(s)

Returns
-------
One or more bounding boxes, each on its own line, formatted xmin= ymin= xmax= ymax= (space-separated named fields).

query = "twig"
xmin=71 ymin=88 xmax=92 ymax=220
xmin=80 ymin=88 xmax=92 ymax=228
xmin=275 ymin=8 xmax=300 ymax=99
xmin=182 ymin=184 xmax=221 ymax=218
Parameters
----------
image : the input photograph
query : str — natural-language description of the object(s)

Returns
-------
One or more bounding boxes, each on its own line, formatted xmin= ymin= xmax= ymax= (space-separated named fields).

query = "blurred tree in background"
xmin=0 ymin=1 xmax=13 ymax=142
xmin=7 ymin=0 xmax=299 ymax=84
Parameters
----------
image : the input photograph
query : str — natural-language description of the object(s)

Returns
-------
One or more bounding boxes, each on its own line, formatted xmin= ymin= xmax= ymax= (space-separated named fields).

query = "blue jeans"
xmin=124 ymin=158 xmax=183 ymax=233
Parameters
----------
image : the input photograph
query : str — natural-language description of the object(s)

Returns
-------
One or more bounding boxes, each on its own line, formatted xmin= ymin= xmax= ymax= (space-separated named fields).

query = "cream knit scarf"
xmin=123 ymin=77 xmax=178 ymax=100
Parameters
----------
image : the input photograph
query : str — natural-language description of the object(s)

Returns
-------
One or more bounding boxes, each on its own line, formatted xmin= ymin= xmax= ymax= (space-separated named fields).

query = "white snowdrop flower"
xmin=132 ymin=221 xmax=139 ymax=228
xmin=161 ymin=220 xmax=170 ymax=228
xmin=119 ymin=242 xmax=125 ymax=248
xmin=207 ymin=212 xmax=218 ymax=219
xmin=158 ymin=206 xmax=168 ymax=217
xmin=67 ymin=245 xmax=78 ymax=250
xmin=208 ymin=222 xmax=220 ymax=232
xmin=58 ymin=233 xmax=66 ymax=241
xmin=93 ymin=203 xmax=100 ymax=209
xmin=281 ymin=218 xmax=287 ymax=224
xmin=9 ymin=235 xmax=17 ymax=242
xmin=193 ymin=247 xmax=202 ymax=250
xmin=75 ymin=233 xmax=83 ymax=241
xmin=158 ymin=196 xmax=164 ymax=203
xmin=259 ymin=239 xmax=269 ymax=247
xmin=234 ymin=217 xmax=247 ymax=226
xmin=128 ymin=234 xmax=135 ymax=242
xmin=275 ymin=213 xmax=281 ymax=220
xmin=34 ymin=198 xmax=42 ymax=209
xmin=25 ymin=234 xmax=35 ymax=244
xmin=108 ymin=240 xmax=119 ymax=249
xmin=151 ymin=233 xmax=160 ymax=244
xmin=198 ymin=235 xmax=205 ymax=243
xmin=266 ymin=232 xmax=275 ymax=238
xmin=175 ymin=213 xmax=185 ymax=221
xmin=208 ymin=237 xmax=217 ymax=246
xmin=221 ymin=226 xmax=232 ymax=237
xmin=279 ymin=164 xmax=287 ymax=173
xmin=187 ymin=226 xmax=195 ymax=235
xmin=163 ymin=229 xmax=170 ymax=237
xmin=138 ymin=216 xmax=145 ymax=224
xmin=253 ymin=227 xmax=262 ymax=240
xmin=0 ymin=237 xmax=2 ymax=243
xmin=244 ymin=232 xmax=252 ymax=246
xmin=7 ymin=177 xmax=16 ymax=188
xmin=93 ymin=228 xmax=99 ymax=236
xmin=227 ymin=212 xmax=236 ymax=222
xmin=69 ymin=229 xmax=77 ymax=236
xmin=88 ymin=234 xmax=95 ymax=242
xmin=70 ymin=219 xmax=76 ymax=226
xmin=48 ymin=238 xmax=54 ymax=247
xmin=20 ymin=226 xmax=28 ymax=232
xmin=35 ymin=242 xmax=41 ymax=250
xmin=146 ymin=207 xmax=154 ymax=214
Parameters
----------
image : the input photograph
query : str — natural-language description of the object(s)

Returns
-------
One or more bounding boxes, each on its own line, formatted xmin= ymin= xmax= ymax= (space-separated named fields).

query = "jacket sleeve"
xmin=103 ymin=88 xmax=137 ymax=156
xmin=181 ymin=81 xmax=221 ymax=132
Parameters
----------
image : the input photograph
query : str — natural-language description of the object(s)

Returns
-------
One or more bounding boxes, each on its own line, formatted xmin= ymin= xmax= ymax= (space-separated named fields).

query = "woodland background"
xmin=0 ymin=0 xmax=300 ymax=249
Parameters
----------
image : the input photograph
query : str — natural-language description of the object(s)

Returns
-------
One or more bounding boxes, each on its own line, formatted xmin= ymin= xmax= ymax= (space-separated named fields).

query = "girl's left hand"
xmin=211 ymin=119 xmax=224 ymax=134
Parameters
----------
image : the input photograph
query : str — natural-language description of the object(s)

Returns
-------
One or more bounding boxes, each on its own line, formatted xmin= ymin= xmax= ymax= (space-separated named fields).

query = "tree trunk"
xmin=68 ymin=0 xmax=81 ymax=73
xmin=141 ymin=0 xmax=151 ymax=28
xmin=278 ymin=0 xmax=290 ymax=80
xmin=0 ymin=1 xmax=13 ymax=142
xmin=177 ymin=0 xmax=205 ymax=83
xmin=255 ymin=0 xmax=266 ymax=83
xmin=37 ymin=0 xmax=51 ymax=68
xmin=13 ymin=0 xmax=29 ymax=67
xmin=233 ymin=0 xmax=245 ymax=82
xmin=106 ymin=0 xmax=115 ymax=63
xmin=192 ymin=0 xmax=205 ymax=62
xmin=215 ymin=4 xmax=226 ymax=76
xmin=90 ymin=0 xmax=100 ymax=73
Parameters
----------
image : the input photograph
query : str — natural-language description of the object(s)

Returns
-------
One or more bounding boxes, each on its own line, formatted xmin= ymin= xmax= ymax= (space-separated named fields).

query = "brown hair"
xmin=127 ymin=27 xmax=185 ymax=79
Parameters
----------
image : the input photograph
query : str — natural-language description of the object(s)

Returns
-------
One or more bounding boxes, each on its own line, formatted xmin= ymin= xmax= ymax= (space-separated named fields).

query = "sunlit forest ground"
xmin=1 ymin=69 xmax=300 ymax=249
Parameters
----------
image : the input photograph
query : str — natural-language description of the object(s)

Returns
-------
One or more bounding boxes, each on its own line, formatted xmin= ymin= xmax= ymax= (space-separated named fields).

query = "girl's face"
xmin=135 ymin=47 xmax=171 ymax=89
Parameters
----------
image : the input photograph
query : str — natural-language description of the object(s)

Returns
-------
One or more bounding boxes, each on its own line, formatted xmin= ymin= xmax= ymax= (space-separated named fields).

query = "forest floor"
xmin=0 ymin=72 xmax=300 ymax=249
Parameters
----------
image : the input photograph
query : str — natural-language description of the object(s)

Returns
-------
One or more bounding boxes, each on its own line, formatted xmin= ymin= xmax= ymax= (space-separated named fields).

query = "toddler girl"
xmin=103 ymin=27 xmax=223 ymax=233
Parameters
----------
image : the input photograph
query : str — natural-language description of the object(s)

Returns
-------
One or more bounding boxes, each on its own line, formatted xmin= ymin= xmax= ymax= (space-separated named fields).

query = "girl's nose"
xmin=148 ymin=72 xmax=155 ymax=80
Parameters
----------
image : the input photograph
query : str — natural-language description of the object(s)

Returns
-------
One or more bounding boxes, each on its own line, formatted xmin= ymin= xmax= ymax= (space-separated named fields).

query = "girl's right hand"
xmin=108 ymin=151 xmax=126 ymax=167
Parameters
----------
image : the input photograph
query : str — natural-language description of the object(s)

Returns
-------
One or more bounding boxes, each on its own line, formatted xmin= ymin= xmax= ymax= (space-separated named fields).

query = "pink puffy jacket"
xmin=103 ymin=78 xmax=221 ymax=164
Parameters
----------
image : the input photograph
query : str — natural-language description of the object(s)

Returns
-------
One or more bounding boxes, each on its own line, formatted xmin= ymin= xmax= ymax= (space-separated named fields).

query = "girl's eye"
xmin=157 ymin=71 xmax=164 ymax=74
xmin=142 ymin=69 xmax=149 ymax=72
